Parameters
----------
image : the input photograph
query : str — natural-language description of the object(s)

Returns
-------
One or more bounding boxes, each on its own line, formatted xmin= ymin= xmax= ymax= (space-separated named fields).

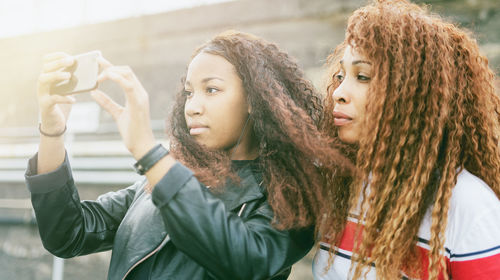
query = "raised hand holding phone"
xmin=35 ymin=51 xmax=171 ymax=184
xmin=37 ymin=52 xmax=77 ymax=136
xmin=38 ymin=50 xmax=102 ymax=135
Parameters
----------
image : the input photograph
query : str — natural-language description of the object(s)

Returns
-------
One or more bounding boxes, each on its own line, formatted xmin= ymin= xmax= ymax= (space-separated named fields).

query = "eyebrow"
xmin=185 ymin=77 xmax=224 ymax=86
xmin=339 ymin=60 xmax=372 ymax=66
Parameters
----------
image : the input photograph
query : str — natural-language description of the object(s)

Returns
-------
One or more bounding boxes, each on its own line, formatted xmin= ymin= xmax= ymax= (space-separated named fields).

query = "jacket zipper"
xmin=120 ymin=203 xmax=246 ymax=280
xmin=121 ymin=234 xmax=170 ymax=280
xmin=120 ymin=180 xmax=256 ymax=279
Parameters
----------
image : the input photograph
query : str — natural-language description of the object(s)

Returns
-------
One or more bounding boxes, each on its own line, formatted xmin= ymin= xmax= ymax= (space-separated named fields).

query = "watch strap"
xmin=133 ymin=144 xmax=169 ymax=175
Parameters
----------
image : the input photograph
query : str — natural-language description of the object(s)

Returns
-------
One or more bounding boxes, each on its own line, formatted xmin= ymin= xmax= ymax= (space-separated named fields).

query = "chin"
xmin=193 ymin=137 xmax=209 ymax=147
xmin=338 ymin=131 xmax=358 ymax=144
xmin=197 ymin=141 xmax=220 ymax=151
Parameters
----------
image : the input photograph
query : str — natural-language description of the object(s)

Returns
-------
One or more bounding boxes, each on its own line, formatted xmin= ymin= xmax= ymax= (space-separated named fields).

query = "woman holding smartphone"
xmin=314 ymin=1 xmax=500 ymax=279
xmin=27 ymin=31 xmax=351 ymax=279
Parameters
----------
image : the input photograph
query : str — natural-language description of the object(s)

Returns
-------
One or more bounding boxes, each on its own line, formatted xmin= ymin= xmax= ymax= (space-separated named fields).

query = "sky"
xmin=0 ymin=0 xmax=234 ymax=38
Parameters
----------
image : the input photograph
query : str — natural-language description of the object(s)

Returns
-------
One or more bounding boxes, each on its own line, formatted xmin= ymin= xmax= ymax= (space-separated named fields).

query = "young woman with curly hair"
xmin=26 ymin=30 xmax=352 ymax=279
xmin=314 ymin=1 xmax=500 ymax=279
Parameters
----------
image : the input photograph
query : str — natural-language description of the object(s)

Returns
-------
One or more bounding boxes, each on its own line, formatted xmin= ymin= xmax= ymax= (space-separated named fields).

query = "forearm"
xmin=31 ymin=181 xmax=86 ymax=257
xmin=26 ymin=154 xmax=137 ymax=257
xmin=164 ymin=193 xmax=312 ymax=279
xmin=37 ymin=125 xmax=66 ymax=175
xmin=164 ymin=194 xmax=300 ymax=278
xmin=32 ymin=184 xmax=118 ymax=258
xmin=27 ymin=153 xmax=86 ymax=257
xmin=143 ymin=154 xmax=177 ymax=190
xmin=151 ymin=164 xmax=313 ymax=278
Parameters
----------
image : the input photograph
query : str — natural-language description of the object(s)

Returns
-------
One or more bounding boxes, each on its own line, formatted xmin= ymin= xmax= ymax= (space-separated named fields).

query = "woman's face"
xmin=184 ymin=52 xmax=256 ymax=159
xmin=331 ymin=46 xmax=372 ymax=144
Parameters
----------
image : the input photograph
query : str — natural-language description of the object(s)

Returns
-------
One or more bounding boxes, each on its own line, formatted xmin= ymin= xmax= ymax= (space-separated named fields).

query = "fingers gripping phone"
xmin=51 ymin=50 xmax=101 ymax=95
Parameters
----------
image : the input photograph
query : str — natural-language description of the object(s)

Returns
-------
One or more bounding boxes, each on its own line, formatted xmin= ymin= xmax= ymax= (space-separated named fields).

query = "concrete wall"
xmin=0 ymin=0 xmax=363 ymax=132
xmin=1 ymin=0 xmax=499 ymax=131
xmin=2 ymin=0 xmax=499 ymax=133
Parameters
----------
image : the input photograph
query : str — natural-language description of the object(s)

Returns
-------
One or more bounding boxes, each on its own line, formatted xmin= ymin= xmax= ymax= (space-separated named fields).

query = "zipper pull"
xmin=237 ymin=203 xmax=247 ymax=217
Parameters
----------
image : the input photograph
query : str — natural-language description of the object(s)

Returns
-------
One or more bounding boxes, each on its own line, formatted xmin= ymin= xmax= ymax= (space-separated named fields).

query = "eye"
xmin=207 ymin=87 xmax=219 ymax=94
xmin=357 ymin=74 xmax=371 ymax=81
xmin=335 ymin=73 xmax=344 ymax=82
xmin=183 ymin=89 xmax=193 ymax=97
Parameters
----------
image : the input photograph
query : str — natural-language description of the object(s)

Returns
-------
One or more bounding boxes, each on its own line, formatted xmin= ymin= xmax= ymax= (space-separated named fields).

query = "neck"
xmin=229 ymin=129 xmax=259 ymax=160
xmin=230 ymin=144 xmax=259 ymax=160
xmin=229 ymin=118 xmax=258 ymax=160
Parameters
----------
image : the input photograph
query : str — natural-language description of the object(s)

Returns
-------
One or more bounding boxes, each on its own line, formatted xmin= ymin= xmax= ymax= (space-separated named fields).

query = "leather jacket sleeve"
xmin=25 ymin=153 xmax=138 ymax=258
xmin=152 ymin=162 xmax=314 ymax=280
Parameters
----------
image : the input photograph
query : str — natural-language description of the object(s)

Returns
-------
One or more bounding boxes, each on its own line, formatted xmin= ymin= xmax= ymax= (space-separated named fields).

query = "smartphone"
xmin=50 ymin=50 xmax=101 ymax=95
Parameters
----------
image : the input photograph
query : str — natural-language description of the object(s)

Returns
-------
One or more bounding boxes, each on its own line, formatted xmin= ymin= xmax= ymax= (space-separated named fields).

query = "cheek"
xmin=214 ymin=113 xmax=244 ymax=138
xmin=212 ymin=110 xmax=248 ymax=147
xmin=354 ymin=86 xmax=370 ymax=118
xmin=183 ymin=102 xmax=189 ymax=124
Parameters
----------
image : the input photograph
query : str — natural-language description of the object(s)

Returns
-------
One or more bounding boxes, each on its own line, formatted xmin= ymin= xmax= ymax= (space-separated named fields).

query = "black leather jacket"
xmin=25 ymin=154 xmax=313 ymax=280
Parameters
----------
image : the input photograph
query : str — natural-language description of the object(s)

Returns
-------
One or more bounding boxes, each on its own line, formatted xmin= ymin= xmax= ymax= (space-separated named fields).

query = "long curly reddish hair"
xmin=320 ymin=1 xmax=500 ymax=279
xmin=169 ymin=30 xmax=353 ymax=229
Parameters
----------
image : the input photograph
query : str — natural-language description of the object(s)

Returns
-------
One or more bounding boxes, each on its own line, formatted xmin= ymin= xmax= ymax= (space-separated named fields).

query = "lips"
xmin=332 ymin=111 xmax=353 ymax=126
xmin=187 ymin=123 xmax=209 ymax=135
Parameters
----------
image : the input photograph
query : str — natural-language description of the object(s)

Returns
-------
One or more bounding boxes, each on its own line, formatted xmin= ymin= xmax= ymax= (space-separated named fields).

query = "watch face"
xmin=133 ymin=163 xmax=146 ymax=175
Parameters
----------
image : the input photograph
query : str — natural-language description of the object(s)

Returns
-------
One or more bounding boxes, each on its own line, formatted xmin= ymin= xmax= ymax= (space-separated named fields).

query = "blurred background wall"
xmin=0 ymin=0 xmax=498 ymax=279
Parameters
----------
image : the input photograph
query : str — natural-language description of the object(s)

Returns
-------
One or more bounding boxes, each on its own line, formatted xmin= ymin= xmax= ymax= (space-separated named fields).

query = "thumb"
xmin=91 ymin=90 xmax=123 ymax=120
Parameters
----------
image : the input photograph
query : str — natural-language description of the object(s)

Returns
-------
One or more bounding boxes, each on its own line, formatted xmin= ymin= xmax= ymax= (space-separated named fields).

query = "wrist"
xmin=129 ymin=131 xmax=157 ymax=160
xmin=39 ymin=123 xmax=66 ymax=137
xmin=131 ymin=141 xmax=156 ymax=161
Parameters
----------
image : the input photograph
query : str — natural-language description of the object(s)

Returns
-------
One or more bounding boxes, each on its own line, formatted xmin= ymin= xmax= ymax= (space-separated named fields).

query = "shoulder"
xmin=442 ymin=170 xmax=500 ymax=279
xmin=449 ymin=169 xmax=499 ymax=216
xmin=445 ymin=169 xmax=500 ymax=254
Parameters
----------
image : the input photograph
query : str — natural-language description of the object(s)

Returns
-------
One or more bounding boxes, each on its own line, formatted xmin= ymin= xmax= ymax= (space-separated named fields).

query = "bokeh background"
xmin=0 ymin=0 xmax=499 ymax=279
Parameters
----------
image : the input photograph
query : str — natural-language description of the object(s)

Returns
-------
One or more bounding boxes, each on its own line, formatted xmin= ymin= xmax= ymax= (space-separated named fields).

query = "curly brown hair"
xmin=168 ymin=30 xmax=353 ymax=229
xmin=320 ymin=0 xmax=500 ymax=279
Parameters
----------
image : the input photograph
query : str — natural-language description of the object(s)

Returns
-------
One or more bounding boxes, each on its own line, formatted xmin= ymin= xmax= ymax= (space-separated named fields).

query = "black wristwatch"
xmin=133 ymin=144 xmax=170 ymax=175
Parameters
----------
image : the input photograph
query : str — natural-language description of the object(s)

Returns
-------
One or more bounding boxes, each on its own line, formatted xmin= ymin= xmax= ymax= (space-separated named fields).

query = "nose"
xmin=332 ymin=80 xmax=351 ymax=104
xmin=184 ymin=92 xmax=204 ymax=116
